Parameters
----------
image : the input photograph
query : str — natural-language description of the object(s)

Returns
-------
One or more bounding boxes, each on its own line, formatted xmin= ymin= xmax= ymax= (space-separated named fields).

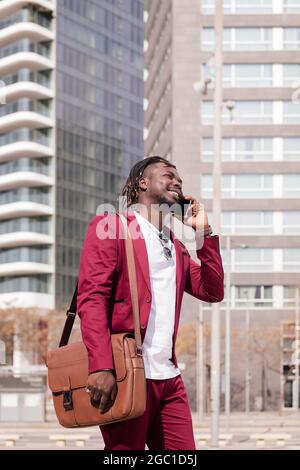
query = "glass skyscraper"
xmin=0 ymin=0 xmax=144 ymax=310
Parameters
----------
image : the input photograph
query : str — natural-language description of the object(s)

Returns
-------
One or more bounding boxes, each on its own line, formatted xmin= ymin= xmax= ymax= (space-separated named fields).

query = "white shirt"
xmin=134 ymin=211 xmax=181 ymax=380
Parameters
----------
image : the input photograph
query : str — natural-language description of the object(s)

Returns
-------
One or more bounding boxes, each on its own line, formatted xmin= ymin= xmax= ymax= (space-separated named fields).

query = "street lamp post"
xmin=197 ymin=303 xmax=205 ymax=420
xmin=210 ymin=0 xmax=223 ymax=448
xmin=294 ymin=287 xmax=299 ymax=414
xmin=225 ymin=235 xmax=231 ymax=433
xmin=245 ymin=291 xmax=251 ymax=415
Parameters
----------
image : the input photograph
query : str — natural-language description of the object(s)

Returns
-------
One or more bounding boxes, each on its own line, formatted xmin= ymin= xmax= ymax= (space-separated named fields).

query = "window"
xmin=282 ymin=175 xmax=300 ymax=197
xmin=201 ymin=137 xmax=273 ymax=161
xmin=283 ymin=249 xmax=300 ymax=271
xmin=283 ymin=0 xmax=300 ymax=13
xmin=283 ymin=138 xmax=300 ymax=161
xmin=223 ymin=64 xmax=272 ymax=87
xmin=283 ymin=101 xmax=300 ymax=123
xmin=201 ymin=101 xmax=273 ymax=124
xmin=202 ymin=174 xmax=273 ymax=198
xmin=283 ymin=286 xmax=297 ymax=307
xmin=201 ymin=0 xmax=273 ymax=14
xmin=0 ymin=275 xmax=50 ymax=293
xmin=283 ymin=28 xmax=300 ymax=49
xmin=282 ymin=64 xmax=300 ymax=86
xmin=234 ymin=286 xmax=273 ymax=308
xmin=0 ymin=217 xmax=50 ymax=235
xmin=202 ymin=27 xmax=272 ymax=50
xmin=283 ymin=212 xmax=300 ymax=234
xmin=222 ymin=211 xmax=273 ymax=235
xmin=0 ymin=246 xmax=50 ymax=264
xmin=234 ymin=249 xmax=272 ymax=271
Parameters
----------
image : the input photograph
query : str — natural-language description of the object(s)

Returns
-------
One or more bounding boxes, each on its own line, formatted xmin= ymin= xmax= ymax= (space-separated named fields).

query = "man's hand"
xmin=86 ymin=370 xmax=117 ymax=414
xmin=182 ymin=195 xmax=209 ymax=231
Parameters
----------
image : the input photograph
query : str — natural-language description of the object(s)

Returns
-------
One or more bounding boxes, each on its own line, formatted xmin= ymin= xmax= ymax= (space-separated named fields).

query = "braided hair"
xmin=121 ymin=156 xmax=176 ymax=207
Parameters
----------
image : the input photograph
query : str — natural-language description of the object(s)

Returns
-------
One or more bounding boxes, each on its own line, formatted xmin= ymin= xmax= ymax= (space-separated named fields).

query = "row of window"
xmin=56 ymin=245 xmax=81 ymax=270
xmin=56 ymin=128 xmax=123 ymax=165
xmin=221 ymin=248 xmax=300 ymax=271
xmin=62 ymin=0 xmax=143 ymax=22
xmin=0 ymin=187 xmax=50 ymax=205
xmin=61 ymin=18 xmax=142 ymax=69
xmin=57 ymin=46 xmax=142 ymax=96
xmin=56 ymin=188 xmax=98 ymax=214
xmin=0 ymin=128 xmax=51 ymax=146
xmin=0 ymin=217 xmax=50 ymax=235
xmin=0 ymin=275 xmax=50 ymax=293
xmin=202 ymin=63 xmax=300 ymax=88
xmin=3 ymin=70 xmax=52 ymax=89
xmin=0 ymin=40 xmax=51 ymax=61
xmin=0 ymin=99 xmax=52 ymax=119
xmin=201 ymin=137 xmax=300 ymax=161
xmin=0 ymin=246 xmax=50 ymax=264
xmin=202 ymin=0 xmax=300 ymax=14
xmin=207 ymin=211 xmax=300 ymax=234
xmin=58 ymin=71 xmax=142 ymax=121
xmin=201 ymin=101 xmax=300 ymax=125
xmin=0 ymin=157 xmax=51 ymax=176
xmin=57 ymin=100 xmax=142 ymax=148
xmin=215 ymin=285 xmax=299 ymax=308
xmin=202 ymin=174 xmax=300 ymax=197
xmin=202 ymin=27 xmax=300 ymax=50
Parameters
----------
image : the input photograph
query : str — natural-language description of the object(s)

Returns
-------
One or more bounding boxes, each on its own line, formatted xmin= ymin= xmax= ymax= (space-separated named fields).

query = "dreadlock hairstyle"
xmin=121 ymin=156 xmax=176 ymax=207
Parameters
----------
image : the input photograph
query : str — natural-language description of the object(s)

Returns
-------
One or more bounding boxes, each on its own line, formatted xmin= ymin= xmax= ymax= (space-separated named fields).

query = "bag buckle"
xmin=66 ymin=310 xmax=76 ymax=317
xmin=135 ymin=345 xmax=143 ymax=357
xmin=63 ymin=390 xmax=73 ymax=411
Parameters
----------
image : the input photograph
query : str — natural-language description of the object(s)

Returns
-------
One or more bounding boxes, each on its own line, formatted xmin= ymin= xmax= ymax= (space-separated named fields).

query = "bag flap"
xmin=46 ymin=333 xmax=131 ymax=393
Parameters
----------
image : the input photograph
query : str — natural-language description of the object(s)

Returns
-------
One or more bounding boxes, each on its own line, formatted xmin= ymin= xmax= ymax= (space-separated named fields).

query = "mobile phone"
xmin=172 ymin=197 xmax=193 ymax=222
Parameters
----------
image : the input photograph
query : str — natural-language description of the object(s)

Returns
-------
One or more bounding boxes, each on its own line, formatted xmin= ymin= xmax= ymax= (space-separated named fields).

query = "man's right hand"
xmin=86 ymin=370 xmax=117 ymax=414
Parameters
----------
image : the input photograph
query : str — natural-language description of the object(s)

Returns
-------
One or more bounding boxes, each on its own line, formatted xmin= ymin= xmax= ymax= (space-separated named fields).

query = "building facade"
xmin=0 ymin=0 xmax=143 ymax=421
xmin=0 ymin=0 xmax=144 ymax=311
xmin=144 ymin=0 xmax=300 ymax=409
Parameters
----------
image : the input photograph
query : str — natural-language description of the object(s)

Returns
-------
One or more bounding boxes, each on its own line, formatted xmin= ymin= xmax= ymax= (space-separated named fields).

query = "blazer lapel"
xmin=124 ymin=211 xmax=151 ymax=294
xmin=171 ymin=232 xmax=185 ymax=334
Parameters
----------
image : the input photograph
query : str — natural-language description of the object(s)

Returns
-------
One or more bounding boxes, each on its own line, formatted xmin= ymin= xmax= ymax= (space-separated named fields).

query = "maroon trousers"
xmin=100 ymin=375 xmax=196 ymax=450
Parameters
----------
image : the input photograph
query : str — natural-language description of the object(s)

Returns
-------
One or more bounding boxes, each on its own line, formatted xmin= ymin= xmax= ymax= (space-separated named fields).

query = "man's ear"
xmin=138 ymin=177 xmax=148 ymax=192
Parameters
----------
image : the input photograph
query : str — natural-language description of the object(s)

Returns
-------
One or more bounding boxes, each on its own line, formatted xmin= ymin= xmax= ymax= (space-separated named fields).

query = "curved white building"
xmin=0 ymin=0 xmax=54 ymax=310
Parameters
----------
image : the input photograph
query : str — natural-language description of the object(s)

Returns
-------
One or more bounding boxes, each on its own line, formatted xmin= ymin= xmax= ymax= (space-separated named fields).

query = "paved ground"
xmin=0 ymin=412 xmax=300 ymax=450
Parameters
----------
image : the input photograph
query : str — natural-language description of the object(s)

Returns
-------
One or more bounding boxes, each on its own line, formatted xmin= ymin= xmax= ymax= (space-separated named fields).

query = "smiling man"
xmin=77 ymin=156 xmax=224 ymax=450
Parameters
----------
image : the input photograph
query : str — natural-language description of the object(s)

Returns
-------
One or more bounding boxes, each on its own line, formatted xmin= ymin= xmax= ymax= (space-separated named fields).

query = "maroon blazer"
xmin=77 ymin=211 xmax=224 ymax=374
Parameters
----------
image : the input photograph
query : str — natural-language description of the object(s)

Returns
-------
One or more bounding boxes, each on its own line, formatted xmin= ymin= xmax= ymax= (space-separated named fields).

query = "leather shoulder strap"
xmin=59 ymin=213 xmax=142 ymax=354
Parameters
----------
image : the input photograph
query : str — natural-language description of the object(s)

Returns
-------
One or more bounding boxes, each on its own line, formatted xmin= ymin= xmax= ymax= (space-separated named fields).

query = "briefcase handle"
xmin=58 ymin=213 xmax=142 ymax=356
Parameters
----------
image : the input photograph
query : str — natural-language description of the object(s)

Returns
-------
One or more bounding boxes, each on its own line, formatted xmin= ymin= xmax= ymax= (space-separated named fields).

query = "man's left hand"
xmin=182 ymin=195 xmax=209 ymax=231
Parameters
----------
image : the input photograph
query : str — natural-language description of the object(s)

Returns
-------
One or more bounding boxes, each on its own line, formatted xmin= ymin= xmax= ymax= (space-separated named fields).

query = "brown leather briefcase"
xmin=46 ymin=214 xmax=146 ymax=427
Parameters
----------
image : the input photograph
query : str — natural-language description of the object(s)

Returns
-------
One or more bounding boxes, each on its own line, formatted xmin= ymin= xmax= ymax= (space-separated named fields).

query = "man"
xmin=77 ymin=156 xmax=224 ymax=450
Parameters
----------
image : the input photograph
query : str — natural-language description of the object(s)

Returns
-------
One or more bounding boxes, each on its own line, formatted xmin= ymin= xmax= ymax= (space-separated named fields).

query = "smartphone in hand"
xmin=172 ymin=196 xmax=193 ymax=222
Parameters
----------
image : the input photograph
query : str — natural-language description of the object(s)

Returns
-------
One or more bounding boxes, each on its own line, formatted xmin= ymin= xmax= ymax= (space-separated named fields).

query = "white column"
xmin=273 ymin=0 xmax=283 ymax=14
xmin=273 ymin=27 xmax=283 ymax=50
xmin=273 ymin=101 xmax=283 ymax=124
xmin=274 ymin=175 xmax=283 ymax=197
xmin=273 ymin=285 xmax=283 ymax=309
xmin=273 ymin=137 xmax=283 ymax=161
xmin=273 ymin=248 xmax=283 ymax=272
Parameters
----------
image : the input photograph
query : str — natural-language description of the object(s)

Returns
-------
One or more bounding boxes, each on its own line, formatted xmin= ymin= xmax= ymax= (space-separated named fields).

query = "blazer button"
xmin=146 ymin=296 xmax=151 ymax=303
xmin=141 ymin=325 xmax=146 ymax=330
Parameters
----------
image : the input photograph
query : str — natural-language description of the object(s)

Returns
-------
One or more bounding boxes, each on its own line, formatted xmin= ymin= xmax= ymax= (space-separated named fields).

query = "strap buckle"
xmin=66 ymin=310 xmax=76 ymax=317
xmin=63 ymin=391 xmax=73 ymax=411
xmin=135 ymin=345 xmax=143 ymax=357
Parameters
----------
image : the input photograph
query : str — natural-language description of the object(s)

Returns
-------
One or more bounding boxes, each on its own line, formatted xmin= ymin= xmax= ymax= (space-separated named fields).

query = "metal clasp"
xmin=63 ymin=390 xmax=73 ymax=411
xmin=135 ymin=345 xmax=143 ymax=357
